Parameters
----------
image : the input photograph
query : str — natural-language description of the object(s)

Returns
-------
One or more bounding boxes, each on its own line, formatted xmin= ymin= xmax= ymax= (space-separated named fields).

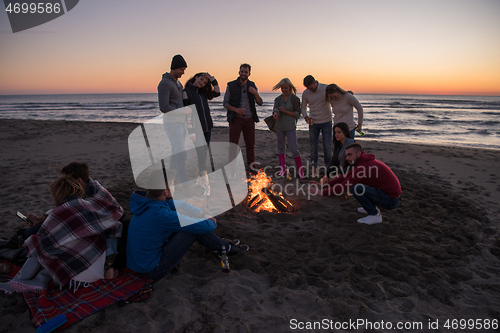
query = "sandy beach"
xmin=0 ymin=118 xmax=499 ymax=332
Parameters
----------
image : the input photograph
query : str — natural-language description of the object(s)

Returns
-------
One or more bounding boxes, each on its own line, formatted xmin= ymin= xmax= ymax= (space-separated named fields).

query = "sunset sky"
xmin=1 ymin=0 xmax=499 ymax=95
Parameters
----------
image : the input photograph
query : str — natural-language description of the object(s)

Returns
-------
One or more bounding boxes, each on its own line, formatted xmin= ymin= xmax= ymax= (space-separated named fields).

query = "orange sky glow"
xmin=1 ymin=0 xmax=499 ymax=96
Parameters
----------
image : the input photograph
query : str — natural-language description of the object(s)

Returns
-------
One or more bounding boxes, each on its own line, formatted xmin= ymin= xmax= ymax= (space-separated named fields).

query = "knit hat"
xmin=171 ymin=55 xmax=187 ymax=70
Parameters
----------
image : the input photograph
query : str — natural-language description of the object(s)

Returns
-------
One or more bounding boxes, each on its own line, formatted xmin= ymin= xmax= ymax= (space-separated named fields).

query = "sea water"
xmin=0 ymin=93 xmax=499 ymax=149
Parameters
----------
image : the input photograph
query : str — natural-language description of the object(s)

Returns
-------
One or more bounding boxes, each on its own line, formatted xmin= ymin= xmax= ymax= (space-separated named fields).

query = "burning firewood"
xmin=246 ymin=170 xmax=294 ymax=213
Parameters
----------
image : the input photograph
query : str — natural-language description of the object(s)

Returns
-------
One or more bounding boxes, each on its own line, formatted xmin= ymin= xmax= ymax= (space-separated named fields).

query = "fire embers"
xmin=246 ymin=170 xmax=294 ymax=213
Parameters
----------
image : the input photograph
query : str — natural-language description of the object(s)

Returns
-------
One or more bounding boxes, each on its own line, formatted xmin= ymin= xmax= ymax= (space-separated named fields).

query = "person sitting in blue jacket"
xmin=126 ymin=173 xmax=249 ymax=280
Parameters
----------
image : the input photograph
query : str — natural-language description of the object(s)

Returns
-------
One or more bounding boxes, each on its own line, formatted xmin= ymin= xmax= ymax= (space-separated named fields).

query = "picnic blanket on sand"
xmin=23 ymin=268 xmax=153 ymax=330
xmin=2 ymin=260 xmax=153 ymax=330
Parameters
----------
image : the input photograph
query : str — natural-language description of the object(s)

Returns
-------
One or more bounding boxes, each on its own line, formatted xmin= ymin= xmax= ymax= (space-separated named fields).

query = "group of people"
xmin=0 ymin=161 xmax=249 ymax=295
xmin=0 ymin=54 xmax=402 ymax=295
xmin=159 ymin=54 xmax=401 ymax=225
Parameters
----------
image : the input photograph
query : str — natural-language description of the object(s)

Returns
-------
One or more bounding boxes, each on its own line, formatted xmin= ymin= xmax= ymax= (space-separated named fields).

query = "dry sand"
xmin=0 ymin=119 xmax=499 ymax=332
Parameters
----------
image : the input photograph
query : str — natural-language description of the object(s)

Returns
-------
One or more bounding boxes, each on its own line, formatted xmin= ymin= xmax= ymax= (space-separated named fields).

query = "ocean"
xmin=0 ymin=93 xmax=499 ymax=150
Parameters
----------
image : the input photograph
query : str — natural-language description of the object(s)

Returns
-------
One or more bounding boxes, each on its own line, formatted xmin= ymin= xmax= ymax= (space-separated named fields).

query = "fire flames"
xmin=246 ymin=170 xmax=293 ymax=213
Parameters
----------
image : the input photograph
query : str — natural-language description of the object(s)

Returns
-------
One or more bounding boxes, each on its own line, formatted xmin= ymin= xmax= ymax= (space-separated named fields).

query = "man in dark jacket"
xmin=223 ymin=63 xmax=263 ymax=171
xmin=315 ymin=143 xmax=401 ymax=225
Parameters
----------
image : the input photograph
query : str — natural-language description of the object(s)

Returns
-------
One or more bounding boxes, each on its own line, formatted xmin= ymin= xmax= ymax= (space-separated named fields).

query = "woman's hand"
xmin=26 ymin=213 xmax=45 ymax=226
xmin=273 ymin=111 xmax=278 ymax=119
xmin=202 ymin=72 xmax=214 ymax=81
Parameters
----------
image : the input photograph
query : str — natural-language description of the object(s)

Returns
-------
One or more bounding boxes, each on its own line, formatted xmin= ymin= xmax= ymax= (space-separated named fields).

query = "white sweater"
xmin=301 ymin=83 xmax=333 ymax=124
xmin=329 ymin=93 xmax=363 ymax=130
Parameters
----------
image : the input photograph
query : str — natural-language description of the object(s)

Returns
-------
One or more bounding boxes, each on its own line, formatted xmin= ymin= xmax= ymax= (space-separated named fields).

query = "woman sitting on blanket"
xmin=1 ymin=175 xmax=122 ymax=294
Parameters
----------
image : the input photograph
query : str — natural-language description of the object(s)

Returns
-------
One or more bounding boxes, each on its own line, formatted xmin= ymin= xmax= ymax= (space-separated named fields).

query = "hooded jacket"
xmin=325 ymin=152 xmax=402 ymax=198
xmin=157 ymin=72 xmax=186 ymax=122
xmin=126 ymin=191 xmax=216 ymax=273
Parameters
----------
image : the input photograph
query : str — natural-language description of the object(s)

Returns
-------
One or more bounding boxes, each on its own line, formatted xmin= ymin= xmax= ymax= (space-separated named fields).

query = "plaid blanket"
xmin=23 ymin=269 xmax=153 ymax=330
xmin=25 ymin=179 xmax=123 ymax=287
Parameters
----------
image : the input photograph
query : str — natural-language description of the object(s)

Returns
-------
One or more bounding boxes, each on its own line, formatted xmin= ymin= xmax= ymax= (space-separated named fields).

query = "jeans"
xmin=195 ymin=131 xmax=212 ymax=173
xmin=147 ymin=232 xmax=228 ymax=280
xmin=276 ymin=130 xmax=300 ymax=157
xmin=163 ymin=122 xmax=188 ymax=183
xmin=350 ymin=184 xmax=400 ymax=215
xmin=309 ymin=121 xmax=332 ymax=167
xmin=349 ymin=129 xmax=356 ymax=140
xmin=229 ymin=117 xmax=256 ymax=167
xmin=22 ymin=223 xmax=41 ymax=239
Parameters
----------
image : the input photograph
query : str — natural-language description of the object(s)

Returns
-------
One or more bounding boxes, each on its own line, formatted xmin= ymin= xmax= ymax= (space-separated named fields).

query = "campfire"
xmin=246 ymin=170 xmax=294 ymax=213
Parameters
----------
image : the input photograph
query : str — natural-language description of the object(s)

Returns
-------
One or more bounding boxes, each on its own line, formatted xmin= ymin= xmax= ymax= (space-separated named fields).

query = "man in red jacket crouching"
xmin=312 ymin=143 xmax=401 ymax=225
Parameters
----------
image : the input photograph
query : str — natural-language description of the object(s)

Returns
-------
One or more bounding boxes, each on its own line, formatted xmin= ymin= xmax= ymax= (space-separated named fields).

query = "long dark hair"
xmin=333 ymin=122 xmax=351 ymax=150
xmin=332 ymin=122 xmax=351 ymax=168
xmin=185 ymin=73 xmax=216 ymax=100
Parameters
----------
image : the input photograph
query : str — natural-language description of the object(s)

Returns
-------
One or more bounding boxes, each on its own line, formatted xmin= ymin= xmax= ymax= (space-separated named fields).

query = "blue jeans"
xmin=350 ymin=184 xmax=400 ymax=215
xmin=147 ymin=232 xmax=228 ymax=280
xmin=309 ymin=121 xmax=332 ymax=167
xmin=163 ymin=122 xmax=188 ymax=183
xmin=349 ymin=129 xmax=356 ymax=140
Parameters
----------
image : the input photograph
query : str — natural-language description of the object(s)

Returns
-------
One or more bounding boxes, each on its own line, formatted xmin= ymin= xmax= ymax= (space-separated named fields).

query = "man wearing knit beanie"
xmin=157 ymin=54 xmax=197 ymax=196
xmin=170 ymin=54 xmax=187 ymax=72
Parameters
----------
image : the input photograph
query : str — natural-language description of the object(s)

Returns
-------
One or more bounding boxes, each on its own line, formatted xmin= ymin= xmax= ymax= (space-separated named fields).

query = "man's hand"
xmin=248 ymin=87 xmax=258 ymax=95
xmin=320 ymin=175 xmax=328 ymax=186
xmin=235 ymin=108 xmax=245 ymax=116
xmin=205 ymin=215 xmax=217 ymax=224
xmin=304 ymin=116 xmax=313 ymax=125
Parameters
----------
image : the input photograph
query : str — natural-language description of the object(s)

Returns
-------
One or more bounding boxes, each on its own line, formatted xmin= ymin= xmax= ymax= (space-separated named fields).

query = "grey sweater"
xmin=158 ymin=72 xmax=185 ymax=122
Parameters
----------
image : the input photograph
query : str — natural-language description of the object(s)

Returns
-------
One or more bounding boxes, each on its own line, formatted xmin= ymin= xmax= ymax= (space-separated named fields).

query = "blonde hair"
xmin=272 ymin=78 xmax=297 ymax=95
xmin=49 ymin=176 xmax=85 ymax=206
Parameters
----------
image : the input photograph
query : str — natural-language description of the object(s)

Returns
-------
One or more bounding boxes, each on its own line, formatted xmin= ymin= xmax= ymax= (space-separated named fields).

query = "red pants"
xmin=229 ymin=117 xmax=255 ymax=167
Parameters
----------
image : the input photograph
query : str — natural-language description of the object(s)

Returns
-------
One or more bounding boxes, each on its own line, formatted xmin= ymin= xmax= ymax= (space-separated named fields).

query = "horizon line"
xmin=1 ymin=91 xmax=500 ymax=97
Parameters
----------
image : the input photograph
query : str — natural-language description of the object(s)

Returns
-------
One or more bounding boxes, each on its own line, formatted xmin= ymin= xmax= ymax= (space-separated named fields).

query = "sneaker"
xmin=217 ymin=243 xmax=249 ymax=257
xmin=357 ymin=213 xmax=383 ymax=225
xmin=224 ymin=239 xmax=240 ymax=246
xmin=357 ymin=207 xmax=380 ymax=214
xmin=213 ymin=239 xmax=240 ymax=254
xmin=227 ymin=244 xmax=249 ymax=256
